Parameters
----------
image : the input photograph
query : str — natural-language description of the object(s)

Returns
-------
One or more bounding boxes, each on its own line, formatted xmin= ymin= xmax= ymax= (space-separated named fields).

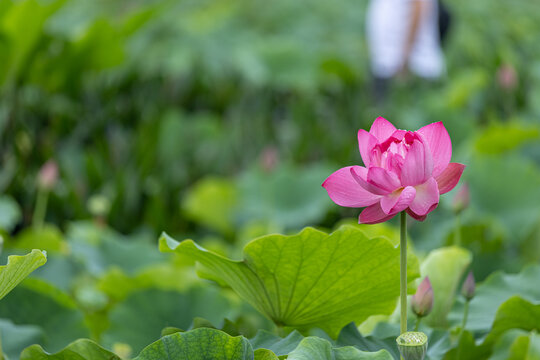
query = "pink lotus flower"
xmin=322 ymin=117 xmax=465 ymax=224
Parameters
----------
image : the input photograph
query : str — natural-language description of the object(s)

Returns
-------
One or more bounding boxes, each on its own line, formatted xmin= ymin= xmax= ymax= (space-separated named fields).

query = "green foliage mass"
xmin=1 ymin=0 xmax=540 ymax=358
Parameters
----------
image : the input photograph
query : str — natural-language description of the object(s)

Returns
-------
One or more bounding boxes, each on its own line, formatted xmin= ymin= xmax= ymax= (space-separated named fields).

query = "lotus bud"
xmin=396 ymin=332 xmax=428 ymax=360
xmin=461 ymin=271 xmax=475 ymax=301
xmin=452 ymin=183 xmax=470 ymax=214
xmin=497 ymin=64 xmax=518 ymax=91
xmin=260 ymin=146 xmax=279 ymax=173
xmin=38 ymin=160 xmax=58 ymax=190
xmin=411 ymin=277 xmax=434 ymax=318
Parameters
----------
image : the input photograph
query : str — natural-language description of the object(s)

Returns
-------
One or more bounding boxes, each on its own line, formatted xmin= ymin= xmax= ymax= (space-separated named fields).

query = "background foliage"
xmin=1 ymin=0 xmax=540 ymax=358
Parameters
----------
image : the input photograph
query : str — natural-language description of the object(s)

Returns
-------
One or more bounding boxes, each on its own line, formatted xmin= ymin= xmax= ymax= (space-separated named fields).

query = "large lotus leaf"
xmin=134 ymin=328 xmax=255 ymax=360
xmin=0 ymin=278 xmax=89 ymax=352
xmin=334 ymin=220 xmax=420 ymax=294
xmin=442 ymin=331 xmax=489 ymax=360
xmin=421 ymin=246 xmax=472 ymax=327
xmin=250 ymin=330 xmax=304 ymax=356
xmin=0 ymin=319 xmax=44 ymax=360
xmin=254 ymin=349 xmax=280 ymax=360
xmin=0 ymin=249 xmax=47 ymax=300
xmin=509 ymin=331 xmax=540 ymax=359
xmin=20 ymin=339 xmax=120 ymax=360
xmin=336 ymin=323 xmax=398 ymax=358
xmin=286 ymin=337 xmax=393 ymax=360
xmin=102 ymin=286 xmax=237 ymax=354
xmin=160 ymin=225 xmax=420 ymax=337
xmin=489 ymin=329 xmax=540 ymax=360
xmin=483 ymin=296 xmax=540 ymax=346
xmin=448 ymin=265 xmax=540 ymax=332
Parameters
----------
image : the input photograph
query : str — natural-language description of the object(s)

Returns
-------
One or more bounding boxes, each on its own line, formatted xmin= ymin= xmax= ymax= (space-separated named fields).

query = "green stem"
xmin=454 ymin=213 xmax=462 ymax=247
xmin=32 ymin=189 xmax=49 ymax=229
xmin=460 ymin=300 xmax=469 ymax=334
xmin=400 ymin=211 xmax=407 ymax=335
xmin=456 ymin=300 xmax=469 ymax=360
xmin=414 ymin=317 xmax=421 ymax=332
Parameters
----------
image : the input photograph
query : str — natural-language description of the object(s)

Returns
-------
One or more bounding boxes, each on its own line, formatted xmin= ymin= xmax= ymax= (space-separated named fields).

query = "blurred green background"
xmin=1 ymin=0 xmax=540 ymax=358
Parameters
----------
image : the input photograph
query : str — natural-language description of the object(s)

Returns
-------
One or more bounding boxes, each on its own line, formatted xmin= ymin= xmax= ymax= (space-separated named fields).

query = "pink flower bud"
xmin=452 ymin=183 xmax=470 ymax=214
xmin=497 ymin=64 xmax=518 ymax=91
xmin=260 ymin=146 xmax=279 ymax=173
xmin=38 ymin=160 xmax=58 ymax=190
xmin=461 ymin=271 xmax=475 ymax=301
xmin=411 ymin=277 xmax=434 ymax=318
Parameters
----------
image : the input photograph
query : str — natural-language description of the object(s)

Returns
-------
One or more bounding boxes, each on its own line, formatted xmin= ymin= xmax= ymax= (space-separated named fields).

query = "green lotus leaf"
xmin=483 ymin=296 xmax=540 ymax=346
xmin=0 ymin=319 xmax=44 ymax=360
xmin=420 ymin=246 xmax=472 ymax=327
xmin=250 ymin=330 xmax=304 ymax=356
xmin=449 ymin=265 xmax=540 ymax=332
xmin=441 ymin=330 xmax=489 ymax=360
xmin=134 ymin=328 xmax=255 ymax=360
xmin=20 ymin=339 xmax=120 ymax=360
xmin=254 ymin=348 xmax=280 ymax=360
xmin=489 ymin=329 xmax=540 ymax=360
xmin=286 ymin=336 xmax=393 ymax=360
xmin=102 ymin=286 xmax=237 ymax=354
xmin=160 ymin=225 xmax=419 ymax=337
xmin=336 ymin=323 xmax=399 ymax=358
xmin=508 ymin=331 xmax=540 ymax=359
xmin=0 ymin=278 xmax=89 ymax=352
xmin=0 ymin=249 xmax=47 ymax=300
xmin=333 ymin=220 xmax=421 ymax=294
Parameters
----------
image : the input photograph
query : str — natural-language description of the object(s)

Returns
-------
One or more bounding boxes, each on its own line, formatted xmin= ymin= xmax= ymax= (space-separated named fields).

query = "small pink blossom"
xmin=497 ymin=64 xmax=518 ymax=91
xmin=322 ymin=117 xmax=465 ymax=224
xmin=411 ymin=277 xmax=434 ymax=318
xmin=38 ymin=160 xmax=59 ymax=190
xmin=452 ymin=183 xmax=470 ymax=214
xmin=461 ymin=271 xmax=475 ymax=301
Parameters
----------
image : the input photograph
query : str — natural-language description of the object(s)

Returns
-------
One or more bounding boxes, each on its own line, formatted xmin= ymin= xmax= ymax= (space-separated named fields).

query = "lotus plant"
xmin=323 ymin=117 xmax=464 ymax=355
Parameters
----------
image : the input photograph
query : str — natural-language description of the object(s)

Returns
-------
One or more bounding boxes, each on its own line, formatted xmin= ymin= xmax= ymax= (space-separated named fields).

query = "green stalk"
xmin=454 ymin=213 xmax=462 ymax=247
xmin=32 ymin=189 xmax=49 ymax=229
xmin=456 ymin=300 xmax=470 ymax=360
xmin=414 ymin=317 xmax=421 ymax=332
xmin=460 ymin=300 xmax=469 ymax=335
xmin=400 ymin=211 xmax=407 ymax=335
